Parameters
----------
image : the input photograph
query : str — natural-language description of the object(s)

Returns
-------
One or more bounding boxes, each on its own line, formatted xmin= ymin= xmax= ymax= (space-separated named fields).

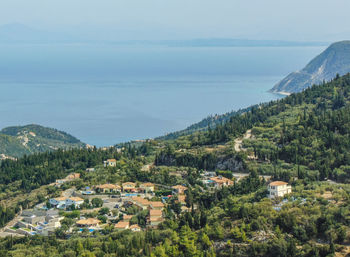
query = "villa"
xmin=49 ymin=196 xmax=84 ymax=209
xmin=76 ymin=218 xmax=100 ymax=227
xmin=132 ymin=196 xmax=151 ymax=210
xmin=210 ymin=176 xmax=234 ymax=188
xmin=66 ymin=197 xmax=84 ymax=208
xmin=115 ymin=221 xmax=130 ymax=230
xmin=139 ymin=182 xmax=155 ymax=193
xmin=149 ymin=201 xmax=164 ymax=210
xmin=148 ymin=209 xmax=164 ymax=227
xmin=104 ymin=159 xmax=117 ymax=167
xmin=123 ymin=182 xmax=137 ymax=192
xmin=95 ymin=184 xmax=121 ymax=193
xmin=268 ymin=181 xmax=292 ymax=198
xmin=172 ymin=185 xmax=187 ymax=195
xmin=129 ymin=224 xmax=141 ymax=232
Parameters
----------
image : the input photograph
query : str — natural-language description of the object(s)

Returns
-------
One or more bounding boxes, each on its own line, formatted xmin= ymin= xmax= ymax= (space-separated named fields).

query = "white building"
xmin=49 ymin=197 xmax=67 ymax=208
xmin=49 ymin=197 xmax=84 ymax=209
xmin=104 ymin=159 xmax=117 ymax=167
xmin=268 ymin=181 xmax=292 ymax=198
xmin=65 ymin=197 xmax=84 ymax=208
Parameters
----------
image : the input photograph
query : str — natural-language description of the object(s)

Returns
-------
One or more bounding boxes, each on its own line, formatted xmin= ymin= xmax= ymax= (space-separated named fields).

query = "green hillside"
xmin=158 ymin=106 xmax=255 ymax=140
xmin=0 ymin=124 xmax=85 ymax=158
xmin=3 ymin=74 xmax=350 ymax=256
xmin=157 ymin=73 xmax=350 ymax=182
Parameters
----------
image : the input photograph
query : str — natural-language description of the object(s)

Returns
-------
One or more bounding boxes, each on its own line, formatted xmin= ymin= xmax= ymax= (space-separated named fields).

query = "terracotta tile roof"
xmin=150 ymin=217 xmax=164 ymax=222
xmin=96 ymin=184 xmax=120 ymax=190
xmin=76 ymin=218 xmax=100 ymax=226
xmin=269 ymin=181 xmax=288 ymax=186
xmin=54 ymin=197 xmax=67 ymax=201
xmin=178 ymin=195 xmax=186 ymax=203
xmin=66 ymin=173 xmax=81 ymax=179
xmin=69 ymin=197 xmax=84 ymax=202
xmin=172 ymin=185 xmax=187 ymax=190
xmin=150 ymin=201 xmax=164 ymax=208
xmin=123 ymin=182 xmax=136 ymax=187
xmin=132 ymin=196 xmax=150 ymax=206
xmin=115 ymin=221 xmax=129 ymax=229
xmin=140 ymin=182 xmax=155 ymax=187
xmin=210 ymin=176 xmax=233 ymax=184
xmin=107 ymin=159 xmax=117 ymax=162
xmin=123 ymin=215 xmax=133 ymax=220
xmin=129 ymin=224 xmax=141 ymax=230
xmin=149 ymin=209 xmax=163 ymax=217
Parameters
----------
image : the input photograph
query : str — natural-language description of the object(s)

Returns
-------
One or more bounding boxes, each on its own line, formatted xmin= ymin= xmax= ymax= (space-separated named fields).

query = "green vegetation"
xmin=0 ymin=124 xmax=86 ymax=158
xmin=3 ymin=74 xmax=350 ymax=255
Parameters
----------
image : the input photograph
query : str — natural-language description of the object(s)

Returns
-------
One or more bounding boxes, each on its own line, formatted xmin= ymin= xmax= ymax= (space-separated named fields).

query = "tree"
xmin=91 ymin=198 xmax=103 ymax=208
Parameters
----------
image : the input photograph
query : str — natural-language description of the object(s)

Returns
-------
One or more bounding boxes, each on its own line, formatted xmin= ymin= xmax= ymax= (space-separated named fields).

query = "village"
xmin=1 ymin=158 xmax=292 ymax=237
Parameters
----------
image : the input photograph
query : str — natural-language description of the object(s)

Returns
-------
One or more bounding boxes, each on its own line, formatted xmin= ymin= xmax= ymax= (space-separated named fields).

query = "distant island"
xmin=270 ymin=40 xmax=350 ymax=93
xmin=0 ymin=124 xmax=86 ymax=159
xmin=0 ymin=23 xmax=327 ymax=47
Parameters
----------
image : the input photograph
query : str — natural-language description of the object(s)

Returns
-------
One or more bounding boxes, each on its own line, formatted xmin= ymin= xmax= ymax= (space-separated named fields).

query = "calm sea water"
xmin=0 ymin=44 xmax=326 ymax=146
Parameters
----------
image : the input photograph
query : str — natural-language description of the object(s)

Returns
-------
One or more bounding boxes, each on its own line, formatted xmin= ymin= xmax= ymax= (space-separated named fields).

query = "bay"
xmin=0 ymin=44 xmax=326 ymax=146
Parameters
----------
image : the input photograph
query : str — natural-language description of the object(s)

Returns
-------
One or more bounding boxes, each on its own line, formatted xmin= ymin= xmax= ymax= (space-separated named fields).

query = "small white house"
xmin=104 ymin=159 xmax=117 ymax=167
xmin=268 ymin=181 xmax=292 ymax=198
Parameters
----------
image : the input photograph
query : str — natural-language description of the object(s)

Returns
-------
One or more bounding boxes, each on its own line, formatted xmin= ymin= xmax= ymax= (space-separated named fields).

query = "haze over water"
xmin=0 ymin=44 xmax=326 ymax=146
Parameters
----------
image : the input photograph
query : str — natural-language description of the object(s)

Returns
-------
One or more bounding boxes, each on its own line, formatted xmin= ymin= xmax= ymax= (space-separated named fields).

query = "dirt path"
xmin=234 ymin=129 xmax=252 ymax=152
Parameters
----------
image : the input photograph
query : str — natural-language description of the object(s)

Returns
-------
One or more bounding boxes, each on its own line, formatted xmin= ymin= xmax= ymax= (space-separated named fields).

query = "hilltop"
xmin=271 ymin=40 xmax=350 ymax=93
xmin=0 ymin=124 xmax=86 ymax=158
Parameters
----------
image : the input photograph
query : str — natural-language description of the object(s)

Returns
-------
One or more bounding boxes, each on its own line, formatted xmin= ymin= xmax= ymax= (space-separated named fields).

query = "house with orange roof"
xmin=178 ymin=195 xmax=186 ymax=205
xmin=148 ymin=209 xmax=164 ymax=226
xmin=115 ymin=221 xmax=129 ymax=230
xmin=95 ymin=184 xmax=121 ymax=193
xmin=104 ymin=159 xmax=117 ymax=167
xmin=76 ymin=218 xmax=100 ymax=227
xmin=132 ymin=196 xmax=151 ymax=210
xmin=172 ymin=185 xmax=187 ymax=195
xmin=49 ymin=196 xmax=84 ymax=209
xmin=66 ymin=173 xmax=81 ymax=180
xmin=49 ymin=197 xmax=67 ymax=208
xmin=66 ymin=197 xmax=84 ymax=208
xmin=129 ymin=224 xmax=141 ymax=232
xmin=210 ymin=176 xmax=234 ymax=188
xmin=268 ymin=181 xmax=292 ymax=198
xmin=139 ymin=182 xmax=155 ymax=193
xmin=123 ymin=182 xmax=137 ymax=192
xmin=122 ymin=215 xmax=133 ymax=221
xmin=149 ymin=201 xmax=164 ymax=210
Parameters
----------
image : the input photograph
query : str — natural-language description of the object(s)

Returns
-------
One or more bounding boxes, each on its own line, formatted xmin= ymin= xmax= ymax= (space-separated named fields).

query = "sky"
xmin=0 ymin=0 xmax=350 ymax=41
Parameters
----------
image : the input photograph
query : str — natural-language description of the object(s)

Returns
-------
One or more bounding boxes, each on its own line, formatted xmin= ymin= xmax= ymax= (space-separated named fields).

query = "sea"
xmin=0 ymin=44 xmax=326 ymax=146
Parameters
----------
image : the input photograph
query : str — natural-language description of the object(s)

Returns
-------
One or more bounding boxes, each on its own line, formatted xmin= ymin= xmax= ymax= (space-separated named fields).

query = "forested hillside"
xmin=157 ymin=73 xmax=350 ymax=182
xmin=158 ymin=106 xmax=254 ymax=140
xmin=2 ymin=74 xmax=350 ymax=256
xmin=0 ymin=124 xmax=86 ymax=158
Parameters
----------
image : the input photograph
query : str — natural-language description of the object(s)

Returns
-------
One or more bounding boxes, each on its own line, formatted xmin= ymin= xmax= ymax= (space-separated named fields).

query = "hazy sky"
xmin=1 ymin=0 xmax=350 ymax=41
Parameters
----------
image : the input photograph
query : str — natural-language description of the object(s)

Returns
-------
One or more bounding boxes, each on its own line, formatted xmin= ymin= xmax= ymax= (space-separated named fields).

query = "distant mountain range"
xmin=0 ymin=23 xmax=327 ymax=47
xmin=0 ymin=124 xmax=86 ymax=159
xmin=270 ymin=40 xmax=350 ymax=93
